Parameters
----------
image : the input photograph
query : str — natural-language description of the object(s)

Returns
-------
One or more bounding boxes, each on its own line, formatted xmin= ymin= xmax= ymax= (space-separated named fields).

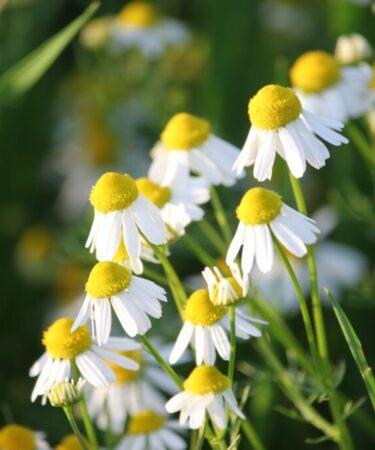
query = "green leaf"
xmin=326 ymin=289 xmax=375 ymax=412
xmin=0 ymin=1 xmax=99 ymax=105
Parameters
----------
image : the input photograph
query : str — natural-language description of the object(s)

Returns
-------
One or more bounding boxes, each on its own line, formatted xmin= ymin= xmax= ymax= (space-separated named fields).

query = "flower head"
xmin=161 ymin=113 xmax=211 ymax=150
xmin=48 ymin=379 xmax=85 ymax=407
xmin=335 ymin=33 xmax=372 ymax=65
xmin=0 ymin=424 xmax=50 ymax=450
xmin=56 ymin=434 xmax=83 ymax=450
xmin=117 ymin=1 xmax=159 ymax=28
xmin=183 ymin=365 xmax=230 ymax=395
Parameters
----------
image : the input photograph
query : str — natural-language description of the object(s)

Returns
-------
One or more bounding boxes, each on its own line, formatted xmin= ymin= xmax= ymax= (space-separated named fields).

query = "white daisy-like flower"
xmin=72 ymin=261 xmax=167 ymax=343
xmin=86 ymin=172 xmax=167 ymax=267
xmin=233 ymin=84 xmax=348 ymax=181
xmin=290 ymin=50 xmax=371 ymax=122
xmin=29 ymin=317 xmax=140 ymax=401
xmin=87 ymin=342 xmax=182 ymax=433
xmin=169 ymin=288 xmax=263 ymax=366
xmin=202 ymin=262 xmax=249 ymax=306
xmin=149 ymin=112 xmax=244 ymax=186
xmin=111 ymin=1 xmax=190 ymax=58
xmin=226 ymin=187 xmax=320 ymax=275
xmin=116 ymin=410 xmax=186 ymax=450
xmin=166 ymin=365 xmax=245 ymax=429
xmin=335 ymin=33 xmax=372 ymax=65
xmin=0 ymin=424 xmax=51 ymax=450
xmin=135 ymin=167 xmax=210 ymax=236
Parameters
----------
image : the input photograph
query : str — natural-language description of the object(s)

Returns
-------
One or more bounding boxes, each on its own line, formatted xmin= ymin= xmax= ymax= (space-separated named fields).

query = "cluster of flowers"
xmin=5 ymin=5 xmax=374 ymax=449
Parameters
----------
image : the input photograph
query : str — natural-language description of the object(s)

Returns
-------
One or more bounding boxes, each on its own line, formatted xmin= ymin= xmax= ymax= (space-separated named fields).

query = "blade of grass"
xmin=0 ymin=2 xmax=99 ymax=105
xmin=326 ymin=289 xmax=375 ymax=412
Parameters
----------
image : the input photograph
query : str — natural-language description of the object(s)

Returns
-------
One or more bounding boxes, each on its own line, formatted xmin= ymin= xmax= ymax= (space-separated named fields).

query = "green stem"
xmin=272 ymin=237 xmax=319 ymax=365
xmin=183 ymin=234 xmax=217 ymax=267
xmin=197 ymin=219 xmax=227 ymax=255
xmin=141 ymin=335 xmax=183 ymax=389
xmin=241 ymin=420 xmax=266 ymax=450
xmin=288 ymin=172 xmax=329 ymax=363
xmin=210 ymin=186 xmax=233 ymax=245
xmin=152 ymin=245 xmax=186 ymax=316
xmin=63 ymin=406 xmax=90 ymax=450
xmin=143 ymin=266 xmax=169 ymax=287
xmin=228 ymin=306 xmax=236 ymax=383
xmin=346 ymin=122 xmax=375 ymax=171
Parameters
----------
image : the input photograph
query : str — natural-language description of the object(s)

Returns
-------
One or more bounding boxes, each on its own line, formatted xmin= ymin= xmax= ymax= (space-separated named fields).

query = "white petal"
xmin=76 ymin=350 xmax=115 ymax=387
xmin=254 ymin=225 xmax=274 ymax=273
xmin=169 ymin=322 xmax=194 ymax=365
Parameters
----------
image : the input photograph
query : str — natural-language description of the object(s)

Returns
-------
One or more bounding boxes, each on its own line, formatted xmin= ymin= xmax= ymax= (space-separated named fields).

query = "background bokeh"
xmin=0 ymin=0 xmax=374 ymax=448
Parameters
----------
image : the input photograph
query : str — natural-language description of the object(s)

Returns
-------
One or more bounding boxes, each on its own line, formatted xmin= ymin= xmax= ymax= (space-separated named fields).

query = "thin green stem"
xmin=143 ymin=266 xmax=169 ymax=287
xmin=183 ymin=234 xmax=217 ymax=267
xmin=63 ymin=406 xmax=89 ymax=450
xmin=272 ymin=237 xmax=319 ymax=364
xmin=141 ymin=335 xmax=183 ymax=389
xmin=228 ymin=306 xmax=236 ymax=383
xmin=288 ymin=172 xmax=329 ymax=363
xmin=152 ymin=245 xmax=186 ymax=316
xmin=210 ymin=186 xmax=232 ymax=245
xmin=197 ymin=219 xmax=227 ymax=255
xmin=241 ymin=420 xmax=266 ymax=450
xmin=346 ymin=122 xmax=375 ymax=172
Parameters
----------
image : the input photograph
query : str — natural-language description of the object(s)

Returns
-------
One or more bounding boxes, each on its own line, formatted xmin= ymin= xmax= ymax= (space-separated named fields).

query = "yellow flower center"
xmin=128 ymin=411 xmax=165 ymax=435
xmin=107 ymin=350 xmax=143 ymax=383
xmin=17 ymin=225 xmax=54 ymax=263
xmin=42 ymin=318 xmax=91 ymax=360
xmin=183 ymin=289 xmax=226 ymax=326
xmin=0 ymin=425 xmax=35 ymax=450
xmin=183 ymin=365 xmax=230 ymax=395
xmin=86 ymin=261 xmax=132 ymax=298
xmin=89 ymin=172 xmax=138 ymax=213
xmin=248 ymin=84 xmax=302 ymax=130
xmin=56 ymin=434 xmax=82 ymax=450
xmin=136 ymin=178 xmax=171 ymax=208
xmin=161 ymin=112 xmax=211 ymax=150
xmin=236 ymin=187 xmax=281 ymax=225
xmin=290 ymin=50 xmax=341 ymax=93
xmin=117 ymin=1 xmax=159 ymax=28
xmin=113 ymin=240 xmax=130 ymax=264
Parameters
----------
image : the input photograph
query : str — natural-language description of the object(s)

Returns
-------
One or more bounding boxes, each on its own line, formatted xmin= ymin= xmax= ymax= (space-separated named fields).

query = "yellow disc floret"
xmin=161 ymin=112 xmax=211 ymax=150
xmin=117 ymin=1 xmax=159 ymax=28
xmin=0 ymin=424 xmax=35 ymax=450
xmin=56 ymin=434 xmax=82 ymax=450
xmin=136 ymin=178 xmax=171 ymax=208
xmin=42 ymin=318 xmax=91 ymax=360
xmin=89 ymin=172 xmax=138 ymax=213
xmin=107 ymin=350 xmax=143 ymax=383
xmin=184 ymin=365 xmax=230 ymax=395
xmin=248 ymin=84 xmax=302 ymax=130
xmin=113 ymin=240 xmax=129 ymax=264
xmin=236 ymin=187 xmax=281 ymax=225
xmin=128 ymin=411 xmax=165 ymax=435
xmin=183 ymin=289 xmax=226 ymax=326
xmin=290 ymin=50 xmax=341 ymax=93
xmin=86 ymin=261 xmax=132 ymax=298
xmin=212 ymin=276 xmax=243 ymax=306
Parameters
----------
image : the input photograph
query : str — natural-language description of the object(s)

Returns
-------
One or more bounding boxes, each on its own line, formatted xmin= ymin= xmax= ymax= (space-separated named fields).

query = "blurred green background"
xmin=0 ymin=0 xmax=374 ymax=448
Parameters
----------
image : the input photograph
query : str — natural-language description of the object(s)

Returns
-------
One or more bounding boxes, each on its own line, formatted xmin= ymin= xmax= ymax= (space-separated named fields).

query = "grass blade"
xmin=326 ymin=289 xmax=375 ymax=412
xmin=0 ymin=1 xmax=99 ymax=105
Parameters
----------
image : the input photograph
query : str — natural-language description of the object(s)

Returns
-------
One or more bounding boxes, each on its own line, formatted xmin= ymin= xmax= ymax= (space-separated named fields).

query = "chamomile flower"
xmin=202 ymin=263 xmax=249 ymax=306
xmin=72 ymin=261 xmax=167 ymax=342
xmin=0 ymin=425 xmax=50 ymax=450
xmin=136 ymin=168 xmax=210 ymax=236
xmin=149 ymin=112 xmax=244 ymax=186
xmin=335 ymin=33 xmax=372 ymax=65
xmin=233 ymin=84 xmax=348 ymax=180
xmin=290 ymin=50 xmax=370 ymax=121
xmin=169 ymin=289 xmax=263 ymax=366
xmin=87 ymin=342 xmax=184 ymax=433
xmin=112 ymin=1 xmax=190 ymax=58
xmin=116 ymin=410 xmax=186 ymax=450
xmin=166 ymin=365 xmax=245 ymax=429
xmin=86 ymin=172 xmax=167 ymax=266
xmin=30 ymin=317 xmax=140 ymax=401
xmin=226 ymin=187 xmax=319 ymax=275
xmin=55 ymin=434 xmax=84 ymax=450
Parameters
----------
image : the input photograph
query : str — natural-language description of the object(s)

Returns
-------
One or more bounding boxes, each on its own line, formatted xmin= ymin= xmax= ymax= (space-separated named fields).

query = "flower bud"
xmin=48 ymin=379 xmax=85 ymax=408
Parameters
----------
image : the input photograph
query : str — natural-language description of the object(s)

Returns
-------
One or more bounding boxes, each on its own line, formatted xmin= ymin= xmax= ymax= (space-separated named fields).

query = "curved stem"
xmin=141 ymin=335 xmax=183 ymax=389
xmin=197 ymin=219 xmax=227 ymax=255
xmin=272 ymin=237 xmax=319 ymax=365
xmin=228 ymin=306 xmax=236 ymax=383
xmin=183 ymin=234 xmax=217 ymax=267
xmin=63 ymin=406 xmax=90 ymax=450
xmin=241 ymin=420 xmax=266 ymax=450
xmin=210 ymin=186 xmax=233 ymax=245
